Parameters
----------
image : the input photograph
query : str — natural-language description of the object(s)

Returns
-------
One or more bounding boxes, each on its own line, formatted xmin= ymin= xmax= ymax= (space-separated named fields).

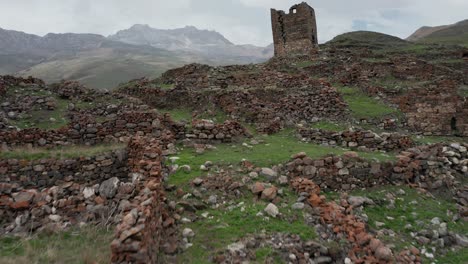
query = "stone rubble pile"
xmin=0 ymin=75 xmax=45 ymax=90
xmin=49 ymin=80 xmax=96 ymax=101
xmin=1 ymin=95 xmax=57 ymax=120
xmin=290 ymin=177 xmax=420 ymax=263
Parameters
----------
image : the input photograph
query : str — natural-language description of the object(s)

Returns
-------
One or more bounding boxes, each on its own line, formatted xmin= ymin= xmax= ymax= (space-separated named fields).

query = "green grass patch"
xmin=175 ymin=194 xmax=316 ymax=263
xmin=338 ymin=86 xmax=400 ymax=120
xmin=0 ymin=143 xmax=126 ymax=160
xmin=160 ymin=83 xmax=175 ymax=90
xmin=295 ymin=61 xmax=317 ymax=68
xmin=11 ymin=97 xmax=70 ymax=130
xmin=350 ymin=186 xmax=467 ymax=251
xmin=0 ymin=226 xmax=113 ymax=264
xmin=413 ymin=135 xmax=468 ymax=145
xmin=458 ymin=85 xmax=468 ymax=97
xmin=197 ymin=109 xmax=230 ymax=123
xmin=435 ymin=247 xmax=468 ymax=264
xmin=255 ymin=246 xmax=282 ymax=263
xmin=311 ymin=121 xmax=349 ymax=132
xmin=161 ymin=108 xmax=192 ymax=122
xmin=168 ymin=129 xmax=395 ymax=186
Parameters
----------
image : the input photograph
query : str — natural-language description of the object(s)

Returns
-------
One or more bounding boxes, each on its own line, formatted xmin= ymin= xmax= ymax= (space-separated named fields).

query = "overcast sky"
xmin=0 ymin=0 xmax=467 ymax=46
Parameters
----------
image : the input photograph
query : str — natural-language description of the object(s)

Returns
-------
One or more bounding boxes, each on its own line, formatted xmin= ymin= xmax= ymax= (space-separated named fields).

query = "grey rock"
xmin=182 ymin=228 xmax=195 ymax=238
xmin=99 ymin=177 xmax=120 ymax=198
xmin=348 ymin=196 xmax=374 ymax=207
xmin=208 ymin=195 xmax=217 ymax=205
xmin=455 ymin=234 xmax=468 ymax=247
xmin=292 ymin=202 xmax=305 ymax=210
xmin=264 ymin=203 xmax=279 ymax=217
xmin=260 ymin=168 xmax=277 ymax=178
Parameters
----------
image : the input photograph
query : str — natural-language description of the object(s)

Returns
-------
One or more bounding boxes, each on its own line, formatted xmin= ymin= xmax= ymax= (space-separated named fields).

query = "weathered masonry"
xmin=271 ymin=2 xmax=318 ymax=57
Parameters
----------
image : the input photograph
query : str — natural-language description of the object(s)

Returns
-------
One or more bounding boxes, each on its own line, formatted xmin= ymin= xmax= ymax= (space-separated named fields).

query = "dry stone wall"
xmin=286 ymin=152 xmax=393 ymax=191
xmin=397 ymin=80 xmax=468 ymax=136
xmin=111 ymin=136 xmax=174 ymax=264
xmin=186 ymin=119 xmax=251 ymax=143
xmin=0 ymin=112 xmax=179 ymax=150
xmin=0 ymin=149 xmax=132 ymax=235
xmin=0 ymin=149 xmax=128 ymax=189
xmin=297 ymin=127 xmax=414 ymax=152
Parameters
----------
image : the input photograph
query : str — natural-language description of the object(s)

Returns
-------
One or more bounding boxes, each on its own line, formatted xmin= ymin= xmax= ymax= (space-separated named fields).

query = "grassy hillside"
xmin=18 ymin=47 xmax=189 ymax=90
xmin=326 ymin=31 xmax=409 ymax=48
xmin=414 ymin=20 xmax=468 ymax=46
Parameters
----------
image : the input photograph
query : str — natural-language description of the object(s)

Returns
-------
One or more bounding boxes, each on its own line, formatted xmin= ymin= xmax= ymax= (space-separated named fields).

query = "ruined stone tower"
xmin=271 ymin=2 xmax=318 ymax=57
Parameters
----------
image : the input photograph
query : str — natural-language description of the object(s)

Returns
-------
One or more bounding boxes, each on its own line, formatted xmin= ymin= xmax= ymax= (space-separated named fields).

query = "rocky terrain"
xmin=0 ymin=18 xmax=467 ymax=264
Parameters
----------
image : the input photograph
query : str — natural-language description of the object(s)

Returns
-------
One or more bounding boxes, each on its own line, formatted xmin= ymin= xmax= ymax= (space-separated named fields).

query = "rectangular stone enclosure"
xmin=271 ymin=2 xmax=318 ymax=57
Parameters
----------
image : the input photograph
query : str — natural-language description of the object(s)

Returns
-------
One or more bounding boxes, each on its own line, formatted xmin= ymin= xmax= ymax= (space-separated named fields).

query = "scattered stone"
xmin=261 ymin=187 xmax=278 ymax=201
xmin=375 ymin=246 xmax=393 ymax=261
xmin=264 ymin=203 xmax=279 ymax=217
xmin=83 ymin=187 xmax=95 ymax=199
xmin=182 ymin=228 xmax=195 ymax=238
xmin=251 ymin=182 xmax=265 ymax=194
xmin=278 ymin=176 xmax=288 ymax=185
xmin=179 ymin=165 xmax=191 ymax=173
xmin=292 ymin=202 xmax=305 ymax=210
xmin=192 ymin=178 xmax=204 ymax=186
xmin=260 ymin=168 xmax=277 ymax=178
xmin=227 ymin=242 xmax=245 ymax=254
xmin=348 ymin=196 xmax=374 ymax=207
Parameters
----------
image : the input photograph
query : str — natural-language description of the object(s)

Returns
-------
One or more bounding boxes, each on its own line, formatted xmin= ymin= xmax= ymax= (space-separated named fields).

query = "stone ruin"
xmin=463 ymin=50 xmax=468 ymax=61
xmin=271 ymin=2 xmax=318 ymax=58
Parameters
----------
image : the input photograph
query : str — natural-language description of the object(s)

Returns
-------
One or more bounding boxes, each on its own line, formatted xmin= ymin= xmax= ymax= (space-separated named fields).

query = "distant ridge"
xmin=407 ymin=19 xmax=468 ymax=45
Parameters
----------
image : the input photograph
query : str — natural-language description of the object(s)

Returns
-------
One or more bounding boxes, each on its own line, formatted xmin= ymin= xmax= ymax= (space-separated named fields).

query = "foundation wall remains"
xmin=398 ymin=80 xmax=468 ymax=136
xmin=111 ymin=137 xmax=174 ymax=264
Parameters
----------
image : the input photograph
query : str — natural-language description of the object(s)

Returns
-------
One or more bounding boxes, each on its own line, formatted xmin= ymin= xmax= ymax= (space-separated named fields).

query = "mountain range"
xmin=0 ymin=25 xmax=273 ymax=89
xmin=1 ymin=19 xmax=467 ymax=90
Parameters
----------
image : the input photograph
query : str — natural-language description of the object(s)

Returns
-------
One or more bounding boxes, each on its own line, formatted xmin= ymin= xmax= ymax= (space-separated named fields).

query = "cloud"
xmin=0 ymin=0 xmax=467 ymax=46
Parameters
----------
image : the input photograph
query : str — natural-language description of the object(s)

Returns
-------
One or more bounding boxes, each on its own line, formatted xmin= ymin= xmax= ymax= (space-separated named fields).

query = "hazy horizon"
xmin=1 ymin=0 xmax=467 ymax=46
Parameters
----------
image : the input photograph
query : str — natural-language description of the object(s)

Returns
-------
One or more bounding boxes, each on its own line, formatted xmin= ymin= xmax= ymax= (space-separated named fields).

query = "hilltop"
xmin=326 ymin=31 xmax=408 ymax=48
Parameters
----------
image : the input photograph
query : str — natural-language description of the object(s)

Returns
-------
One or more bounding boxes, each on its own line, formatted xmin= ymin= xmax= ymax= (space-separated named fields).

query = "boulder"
xmin=99 ymin=177 xmax=120 ymax=198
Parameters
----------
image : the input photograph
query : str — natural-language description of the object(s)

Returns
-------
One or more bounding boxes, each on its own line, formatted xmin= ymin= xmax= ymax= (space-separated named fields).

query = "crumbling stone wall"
xmin=398 ymin=80 xmax=468 ymax=136
xmin=186 ymin=119 xmax=251 ymax=143
xmin=297 ymin=127 xmax=414 ymax=152
xmin=111 ymin=137 xmax=174 ymax=264
xmin=271 ymin=2 xmax=318 ymax=57
xmin=0 ymin=111 xmax=179 ymax=149
xmin=150 ymin=63 xmax=327 ymax=90
xmin=0 ymin=75 xmax=45 ymax=89
xmin=0 ymin=149 xmax=128 ymax=189
xmin=286 ymin=152 xmax=393 ymax=191
xmin=0 ymin=149 xmax=132 ymax=235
